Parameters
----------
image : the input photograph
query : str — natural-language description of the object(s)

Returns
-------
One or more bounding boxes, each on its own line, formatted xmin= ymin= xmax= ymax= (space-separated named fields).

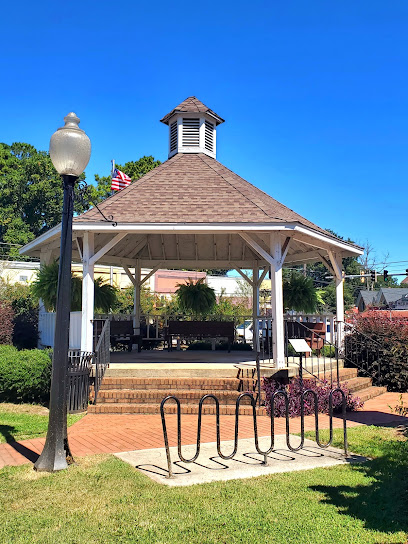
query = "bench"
xmin=110 ymin=320 xmax=142 ymax=352
xmin=165 ymin=320 xmax=235 ymax=352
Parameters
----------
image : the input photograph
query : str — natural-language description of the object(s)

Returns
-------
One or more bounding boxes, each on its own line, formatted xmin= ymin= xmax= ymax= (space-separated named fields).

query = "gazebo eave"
xmin=19 ymin=221 xmax=364 ymax=261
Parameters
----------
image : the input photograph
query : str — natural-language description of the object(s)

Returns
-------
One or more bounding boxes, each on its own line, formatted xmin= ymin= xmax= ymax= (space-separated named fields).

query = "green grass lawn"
xmin=0 ymin=424 xmax=407 ymax=544
xmin=0 ymin=403 xmax=84 ymax=443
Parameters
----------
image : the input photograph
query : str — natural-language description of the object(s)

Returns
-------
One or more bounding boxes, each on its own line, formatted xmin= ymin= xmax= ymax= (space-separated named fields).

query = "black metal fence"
xmin=67 ymin=350 xmax=93 ymax=413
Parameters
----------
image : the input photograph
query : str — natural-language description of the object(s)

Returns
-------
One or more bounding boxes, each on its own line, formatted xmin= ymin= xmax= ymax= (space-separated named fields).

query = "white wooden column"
xmin=270 ymin=234 xmax=285 ymax=368
xmin=38 ymin=249 xmax=53 ymax=348
xmin=81 ymin=232 xmax=94 ymax=353
xmin=133 ymin=259 xmax=141 ymax=335
xmin=252 ymin=263 xmax=260 ymax=353
xmin=328 ymin=251 xmax=344 ymax=350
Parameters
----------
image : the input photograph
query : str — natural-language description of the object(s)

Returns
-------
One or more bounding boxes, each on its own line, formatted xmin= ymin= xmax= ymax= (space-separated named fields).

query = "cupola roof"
xmin=160 ymin=96 xmax=224 ymax=125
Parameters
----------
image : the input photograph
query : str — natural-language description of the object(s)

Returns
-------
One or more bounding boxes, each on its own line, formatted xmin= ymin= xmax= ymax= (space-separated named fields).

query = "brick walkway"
xmin=1 ymin=392 xmax=407 ymax=470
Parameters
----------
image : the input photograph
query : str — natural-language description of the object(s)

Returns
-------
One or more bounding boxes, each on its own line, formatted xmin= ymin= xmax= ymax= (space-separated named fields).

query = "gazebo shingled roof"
xmin=76 ymin=153 xmax=336 ymax=237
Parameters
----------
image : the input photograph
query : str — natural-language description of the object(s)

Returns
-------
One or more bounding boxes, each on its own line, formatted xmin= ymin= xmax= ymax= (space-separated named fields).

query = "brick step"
xmin=88 ymin=402 xmax=267 ymax=416
xmin=340 ymin=376 xmax=373 ymax=393
xmin=353 ymin=385 xmax=387 ymax=402
xmin=312 ymin=367 xmax=358 ymax=382
xmin=99 ymin=377 xmax=241 ymax=391
xmin=96 ymin=388 xmax=246 ymax=404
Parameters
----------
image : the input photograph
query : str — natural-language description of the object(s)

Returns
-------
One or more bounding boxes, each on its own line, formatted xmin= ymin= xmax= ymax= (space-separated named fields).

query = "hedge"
xmin=345 ymin=312 xmax=408 ymax=392
xmin=0 ymin=346 xmax=52 ymax=404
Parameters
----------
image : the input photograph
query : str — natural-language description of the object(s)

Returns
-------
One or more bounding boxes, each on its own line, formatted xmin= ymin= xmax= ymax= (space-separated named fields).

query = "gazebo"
xmin=21 ymin=96 xmax=363 ymax=368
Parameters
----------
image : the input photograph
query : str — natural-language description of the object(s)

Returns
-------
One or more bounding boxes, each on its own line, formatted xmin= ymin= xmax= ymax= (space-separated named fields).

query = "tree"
xmin=0 ymin=143 xmax=88 ymax=251
xmin=90 ymin=156 xmax=161 ymax=204
xmin=0 ymin=280 xmax=38 ymax=349
xmin=32 ymin=261 xmax=117 ymax=312
xmin=0 ymin=143 xmax=161 ymax=251
xmin=175 ymin=278 xmax=216 ymax=318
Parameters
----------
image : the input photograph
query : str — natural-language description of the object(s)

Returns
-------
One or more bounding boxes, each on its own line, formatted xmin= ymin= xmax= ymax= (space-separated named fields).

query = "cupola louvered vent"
xmin=204 ymin=120 xmax=214 ymax=152
xmin=182 ymin=118 xmax=200 ymax=146
xmin=170 ymin=121 xmax=177 ymax=152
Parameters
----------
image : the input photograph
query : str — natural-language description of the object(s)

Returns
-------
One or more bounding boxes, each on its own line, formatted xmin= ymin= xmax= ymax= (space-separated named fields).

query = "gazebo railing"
xmin=93 ymin=318 xmax=110 ymax=403
xmin=98 ymin=313 xmax=274 ymax=344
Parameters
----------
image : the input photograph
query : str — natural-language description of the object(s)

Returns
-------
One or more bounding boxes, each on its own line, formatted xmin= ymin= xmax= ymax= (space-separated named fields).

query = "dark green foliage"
xmin=32 ymin=261 xmax=118 ymax=312
xmin=0 ymin=346 xmax=52 ymax=404
xmin=345 ymin=312 xmax=408 ymax=392
xmin=93 ymin=278 xmax=118 ymax=313
xmin=175 ymin=278 xmax=216 ymax=317
xmin=320 ymin=283 xmax=354 ymax=312
xmin=0 ymin=143 xmax=87 ymax=249
xmin=0 ymin=281 xmax=38 ymax=349
xmin=91 ymin=156 xmax=161 ymax=204
xmin=283 ymin=272 xmax=320 ymax=313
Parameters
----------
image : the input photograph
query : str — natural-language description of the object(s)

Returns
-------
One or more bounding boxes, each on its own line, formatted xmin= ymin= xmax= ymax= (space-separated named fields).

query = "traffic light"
xmin=384 ymin=270 xmax=388 ymax=281
xmin=360 ymin=270 xmax=365 ymax=283
xmin=370 ymin=270 xmax=377 ymax=282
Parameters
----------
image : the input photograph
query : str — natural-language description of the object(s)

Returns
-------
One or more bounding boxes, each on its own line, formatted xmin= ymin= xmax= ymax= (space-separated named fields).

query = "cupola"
xmin=160 ymin=96 xmax=224 ymax=159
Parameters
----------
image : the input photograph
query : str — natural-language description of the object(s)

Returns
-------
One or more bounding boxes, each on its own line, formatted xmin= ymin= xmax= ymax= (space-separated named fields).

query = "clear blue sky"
xmin=1 ymin=1 xmax=407 ymax=277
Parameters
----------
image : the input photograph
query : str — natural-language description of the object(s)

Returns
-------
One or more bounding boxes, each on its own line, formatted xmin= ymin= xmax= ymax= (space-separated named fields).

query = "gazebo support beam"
xmin=239 ymin=232 xmax=286 ymax=368
xmin=134 ymin=260 xmax=141 ymax=338
xmin=328 ymin=251 xmax=344 ymax=351
xmin=81 ymin=232 xmax=94 ymax=353
xmin=269 ymin=233 xmax=285 ymax=368
xmin=252 ymin=263 xmax=260 ymax=353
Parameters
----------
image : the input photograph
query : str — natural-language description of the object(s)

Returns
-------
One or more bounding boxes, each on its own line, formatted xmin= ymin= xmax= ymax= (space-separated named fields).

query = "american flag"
xmin=111 ymin=168 xmax=132 ymax=191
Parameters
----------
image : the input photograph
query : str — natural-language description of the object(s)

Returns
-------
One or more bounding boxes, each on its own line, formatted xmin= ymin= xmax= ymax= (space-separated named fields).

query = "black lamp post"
xmin=34 ymin=113 xmax=91 ymax=472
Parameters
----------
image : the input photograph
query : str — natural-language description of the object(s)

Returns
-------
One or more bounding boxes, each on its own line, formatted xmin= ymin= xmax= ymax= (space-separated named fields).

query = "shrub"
xmin=262 ymin=376 xmax=364 ymax=418
xmin=0 ymin=282 xmax=38 ymax=349
xmin=0 ymin=346 xmax=52 ymax=404
xmin=0 ymin=301 xmax=14 ymax=345
xmin=313 ymin=344 xmax=336 ymax=358
xmin=345 ymin=312 xmax=408 ymax=392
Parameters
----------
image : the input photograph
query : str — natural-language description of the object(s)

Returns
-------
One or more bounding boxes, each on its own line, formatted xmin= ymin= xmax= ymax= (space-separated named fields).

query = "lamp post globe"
xmin=49 ymin=113 xmax=91 ymax=176
xmin=34 ymin=113 xmax=91 ymax=472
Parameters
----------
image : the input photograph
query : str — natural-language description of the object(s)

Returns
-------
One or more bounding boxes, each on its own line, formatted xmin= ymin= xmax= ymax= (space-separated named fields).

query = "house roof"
xmin=378 ymin=287 xmax=408 ymax=304
xmin=357 ymin=290 xmax=377 ymax=306
xmin=75 ymin=153 xmax=356 ymax=247
xmin=160 ymin=96 xmax=225 ymax=125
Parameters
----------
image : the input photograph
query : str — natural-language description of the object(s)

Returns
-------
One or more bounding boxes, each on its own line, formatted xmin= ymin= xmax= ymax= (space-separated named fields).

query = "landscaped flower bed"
xmin=262 ymin=376 xmax=364 ymax=418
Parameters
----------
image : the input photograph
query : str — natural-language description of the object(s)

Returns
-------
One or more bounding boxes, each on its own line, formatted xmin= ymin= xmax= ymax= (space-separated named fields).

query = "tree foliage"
xmin=0 ymin=143 xmax=88 ymax=251
xmin=0 ymin=280 xmax=38 ymax=349
xmin=0 ymin=144 xmax=161 ymax=253
xmin=90 ymin=156 xmax=161 ymax=204
xmin=32 ymin=261 xmax=117 ymax=312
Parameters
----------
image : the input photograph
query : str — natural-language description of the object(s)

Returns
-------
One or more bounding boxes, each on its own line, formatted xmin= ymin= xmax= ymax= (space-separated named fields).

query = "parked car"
xmin=236 ymin=320 xmax=271 ymax=342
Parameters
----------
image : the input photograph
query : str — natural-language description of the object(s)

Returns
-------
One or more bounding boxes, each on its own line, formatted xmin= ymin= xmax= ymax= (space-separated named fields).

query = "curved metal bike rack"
xmin=160 ymin=390 xmax=348 ymax=478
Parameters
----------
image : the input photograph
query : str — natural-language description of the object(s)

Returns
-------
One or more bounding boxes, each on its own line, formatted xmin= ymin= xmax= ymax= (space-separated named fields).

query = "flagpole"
xmin=111 ymin=159 xmax=115 ymax=177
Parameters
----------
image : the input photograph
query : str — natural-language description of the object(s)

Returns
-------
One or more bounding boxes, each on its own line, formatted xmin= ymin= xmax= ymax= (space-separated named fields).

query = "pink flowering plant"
xmin=345 ymin=312 xmax=408 ymax=392
xmin=262 ymin=376 xmax=364 ymax=418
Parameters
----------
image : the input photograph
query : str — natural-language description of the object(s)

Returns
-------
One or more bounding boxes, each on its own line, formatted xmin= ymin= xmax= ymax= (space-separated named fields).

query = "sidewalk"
xmin=1 ymin=392 xmax=407 ymax=470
